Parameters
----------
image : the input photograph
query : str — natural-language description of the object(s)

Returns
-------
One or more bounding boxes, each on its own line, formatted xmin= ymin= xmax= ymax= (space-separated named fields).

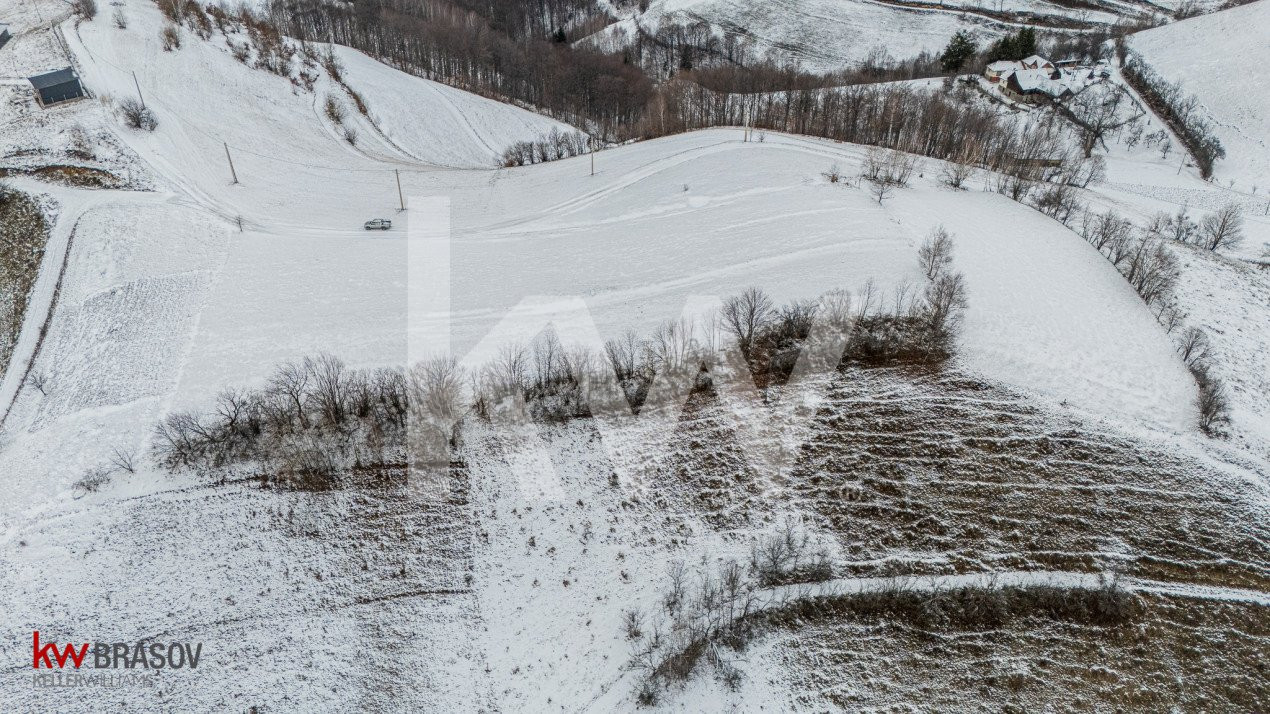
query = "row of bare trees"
xmin=1121 ymin=52 xmax=1225 ymax=179
xmin=152 ymin=353 xmax=464 ymax=486
xmin=1076 ymin=207 xmax=1232 ymax=433
xmin=153 ymin=276 xmax=971 ymax=482
xmin=501 ymin=128 xmax=591 ymax=167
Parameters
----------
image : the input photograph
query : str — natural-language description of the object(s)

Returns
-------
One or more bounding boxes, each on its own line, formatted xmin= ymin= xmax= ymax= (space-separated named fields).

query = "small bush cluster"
xmin=749 ymin=519 xmax=833 ymax=587
xmin=501 ymin=128 xmax=592 ymax=167
xmin=161 ymin=24 xmax=182 ymax=51
xmin=117 ymin=97 xmax=158 ymax=131
xmin=634 ymin=544 xmax=1137 ymax=702
xmin=862 ymin=147 xmax=920 ymax=203
xmin=632 ymin=523 xmax=830 ymax=702
xmin=71 ymin=0 xmax=97 ymax=21
xmin=1 ymin=184 xmax=50 ymax=379
xmin=1154 ymin=204 xmax=1244 ymax=253
xmin=323 ymin=94 xmax=347 ymax=124
xmin=758 ymin=578 xmax=1140 ymax=632
xmin=152 ymin=354 xmax=462 ymax=487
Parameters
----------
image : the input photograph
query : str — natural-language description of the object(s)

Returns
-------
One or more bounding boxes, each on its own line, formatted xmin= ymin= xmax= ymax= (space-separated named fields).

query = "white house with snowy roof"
xmin=983 ymin=55 xmax=1099 ymax=104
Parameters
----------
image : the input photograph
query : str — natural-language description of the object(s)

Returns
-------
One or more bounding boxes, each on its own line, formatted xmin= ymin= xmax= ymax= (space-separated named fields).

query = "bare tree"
xmin=268 ymin=360 xmax=312 ymax=429
xmin=720 ymin=288 xmax=773 ymax=354
xmin=1177 ymin=326 xmax=1209 ymax=366
xmin=940 ymin=156 xmax=976 ymax=190
xmin=1065 ymin=83 xmax=1141 ymax=158
xmin=924 ymin=272 xmax=968 ymax=335
xmin=870 ymin=179 xmax=893 ymax=204
xmin=109 ymin=445 xmax=137 ymax=474
xmin=918 ymin=226 xmax=955 ymax=280
xmin=26 ymin=370 xmax=48 ymax=396
xmin=1194 ymin=366 xmax=1230 ymax=435
xmin=309 ymin=353 xmax=349 ymax=427
xmin=1199 ymin=203 xmax=1244 ymax=251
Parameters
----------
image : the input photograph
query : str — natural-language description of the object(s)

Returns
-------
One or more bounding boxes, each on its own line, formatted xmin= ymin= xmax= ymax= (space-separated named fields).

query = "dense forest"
xmin=259 ymin=0 xmax=1129 ymax=163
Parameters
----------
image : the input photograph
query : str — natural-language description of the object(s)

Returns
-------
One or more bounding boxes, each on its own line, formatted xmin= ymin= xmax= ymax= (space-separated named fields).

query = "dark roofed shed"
xmin=29 ymin=67 xmax=85 ymax=107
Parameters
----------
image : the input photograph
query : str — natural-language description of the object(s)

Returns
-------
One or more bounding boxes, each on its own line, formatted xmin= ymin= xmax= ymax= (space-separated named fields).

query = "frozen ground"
xmin=0 ymin=0 xmax=1266 ymax=710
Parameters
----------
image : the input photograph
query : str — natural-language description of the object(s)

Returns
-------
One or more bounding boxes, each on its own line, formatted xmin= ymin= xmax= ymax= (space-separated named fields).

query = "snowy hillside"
xmin=1130 ymin=1 xmax=1270 ymax=190
xmin=591 ymin=0 xmax=1152 ymax=71
xmin=1 ymin=0 xmax=1267 ymax=710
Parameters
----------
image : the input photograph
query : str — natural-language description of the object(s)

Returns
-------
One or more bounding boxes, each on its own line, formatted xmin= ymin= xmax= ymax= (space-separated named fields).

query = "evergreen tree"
xmin=1016 ymin=27 xmax=1037 ymax=58
xmin=987 ymin=27 xmax=1038 ymax=62
xmin=940 ymin=31 xmax=978 ymax=73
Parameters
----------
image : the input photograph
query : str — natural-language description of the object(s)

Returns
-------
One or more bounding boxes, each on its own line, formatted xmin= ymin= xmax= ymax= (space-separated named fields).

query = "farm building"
xmin=1002 ymin=69 xmax=1073 ymax=104
xmin=29 ymin=67 xmax=85 ymax=107
xmin=984 ymin=60 xmax=1016 ymax=83
xmin=1020 ymin=54 xmax=1055 ymax=71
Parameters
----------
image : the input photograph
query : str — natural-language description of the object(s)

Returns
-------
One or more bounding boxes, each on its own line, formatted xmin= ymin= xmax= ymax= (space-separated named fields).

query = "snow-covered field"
xmin=590 ymin=0 xmax=1148 ymax=72
xmin=329 ymin=47 xmax=577 ymax=169
xmin=1 ymin=0 xmax=1267 ymax=710
xmin=1130 ymin=1 xmax=1270 ymax=191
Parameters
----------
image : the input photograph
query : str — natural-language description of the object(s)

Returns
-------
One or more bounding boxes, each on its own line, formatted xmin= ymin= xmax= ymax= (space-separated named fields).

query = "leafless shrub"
xmin=940 ymin=157 xmax=975 ymax=189
xmin=324 ymin=95 xmax=347 ymax=124
xmin=623 ymin=608 xmax=644 ymax=640
xmin=320 ymin=49 xmax=344 ymax=82
xmin=1121 ymin=235 xmax=1178 ymax=308
xmin=230 ymin=41 xmax=251 ymax=64
xmin=664 ymin=560 xmax=687 ymax=615
xmin=822 ymin=163 xmax=842 ymax=184
xmin=1080 ymin=210 xmax=1135 ymax=253
xmin=750 ymin=519 xmax=833 ymax=587
xmin=111 ymin=8 xmax=127 ymax=29
xmin=869 ymin=179 xmax=893 ymax=204
xmin=161 ymin=23 xmax=182 ymax=51
xmin=109 ymin=445 xmax=137 ymax=474
xmin=1192 ymin=362 xmax=1230 ymax=435
xmin=918 ymin=226 xmax=954 ymax=280
xmin=26 ymin=370 xmax=49 ymax=396
xmin=923 ymin=272 xmax=968 ymax=336
xmin=1031 ymin=182 xmax=1081 ymax=226
xmin=118 ymin=98 xmax=157 ymax=131
xmin=341 ymin=126 xmax=358 ymax=145
xmin=72 ymin=0 xmax=98 ymax=20
xmin=74 ymin=466 xmax=111 ymax=494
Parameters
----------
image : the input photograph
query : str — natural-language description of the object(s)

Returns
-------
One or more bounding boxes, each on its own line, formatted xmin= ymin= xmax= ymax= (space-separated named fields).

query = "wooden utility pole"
xmin=132 ymin=71 xmax=145 ymax=109
xmin=395 ymin=169 xmax=405 ymax=211
xmin=590 ymin=142 xmax=595 ymax=177
xmin=224 ymin=143 xmax=238 ymax=184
